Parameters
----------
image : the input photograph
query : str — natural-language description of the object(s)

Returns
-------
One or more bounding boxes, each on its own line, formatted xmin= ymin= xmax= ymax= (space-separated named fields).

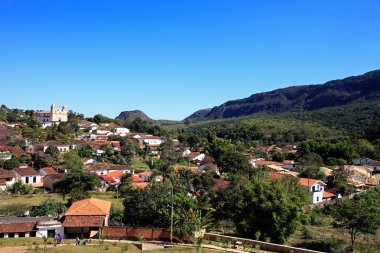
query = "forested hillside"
xmin=186 ymin=70 xmax=380 ymax=120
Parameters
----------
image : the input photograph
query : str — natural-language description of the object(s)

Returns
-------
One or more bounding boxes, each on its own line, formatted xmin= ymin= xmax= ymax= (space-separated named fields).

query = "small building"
xmin=0 ymin=217 xmax=61 ymax=238
xmin=85 ymin=163 xmax=133 ymax=176
xmin=184 ymin=152 xmax=205 ymax=163
xmin=0 ymin=169 xmax=17 ymax=191
xmin=36 ymin=220 xmax=64 ymax=238
xmin=39 ymin=167 xmax=58 ymax=177
xmin=28 ymin=141 xmax=71 ymax=154
xmin=43 ymin=173 xmax=66 ymax=191
xmin=63 ymin=198 xmax=111 ymax=239
xmin=14 ymin=167 xmax=43 ymax=187
xmin=112 ymin=126 xmax=130 ymax=136
xmin=298 ymin=178 xmax=326 ymax=204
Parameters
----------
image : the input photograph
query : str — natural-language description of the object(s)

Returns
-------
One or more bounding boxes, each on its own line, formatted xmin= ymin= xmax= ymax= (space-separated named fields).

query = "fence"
xmin=204 ymin=233 xmax=324 ymax=253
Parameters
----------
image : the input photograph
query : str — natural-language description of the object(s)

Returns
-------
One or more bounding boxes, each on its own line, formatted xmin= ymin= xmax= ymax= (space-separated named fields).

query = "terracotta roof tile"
xmin=0 ymin=169 xmax=16 ymax=179
xmin=212 ymin=179 xmax=230 ymax=191
xmin=132 ymin=182 xmax=150 ymax=189
xmin=15 ymin=167 xmax=39 ymax=176
xmin=41 ymin=167 xmax=58 ymax=175
xmin=63 ymin=215 xmax=105 ymax=227
xmin=132 ymin=175 xmax=144 ymax=182
xmin=65 ymin=198 xmax=111 ymax=216
xmin=323 ymin=191 xmax=335 ymax=199
xmin=0 ymin=222 xmax=36 ymax=233
xmin=298 ymin=178 xmax=325 ymax=187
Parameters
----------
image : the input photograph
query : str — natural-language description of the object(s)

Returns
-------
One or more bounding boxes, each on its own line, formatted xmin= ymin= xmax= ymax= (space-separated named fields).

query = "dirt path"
xmin=0 ymin=246 xmax=28 ymax=253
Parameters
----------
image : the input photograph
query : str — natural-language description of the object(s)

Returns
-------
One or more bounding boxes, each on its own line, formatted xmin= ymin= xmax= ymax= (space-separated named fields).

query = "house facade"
xmin=298 ymin=178 xmax=325 ymax=204
xmin=63 ymin=198 xmax=111 ymax=239
xmin=0 ymin=169 xmax=17 ymax=191
xmin=14 ymin=167 xmax=43 ymax=187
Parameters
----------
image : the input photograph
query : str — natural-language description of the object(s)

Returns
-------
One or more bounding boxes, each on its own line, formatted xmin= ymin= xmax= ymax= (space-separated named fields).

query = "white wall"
xmin=36 ymin=225 xmax=64 ymax=238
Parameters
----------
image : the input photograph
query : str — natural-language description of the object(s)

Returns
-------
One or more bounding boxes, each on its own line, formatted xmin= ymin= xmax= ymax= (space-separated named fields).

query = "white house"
xmin=27 ymin=141 xmax=71 ymax=154
xmin=36 ymin=220 xmax=64 ymax=238
xmin=113 ymin=126 xmax=130 ymax=136
xmin=0 ymin=169 xmax=17 ymax=191
xmin=132 ymin=134 xmax=163 ymax=147
xmin=85 ymin=163 xmax=133 ymax=176
xmin=184 ymin=152 xmax=205 ymax=162
xmin=14 ymin=167 xmax=43 ymax=187
xmin=298 ymin=178 xmax=326 ymax=204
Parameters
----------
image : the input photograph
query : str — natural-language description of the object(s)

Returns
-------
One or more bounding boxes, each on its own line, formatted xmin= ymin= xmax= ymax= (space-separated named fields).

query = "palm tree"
xmin=147 ymin=159 xmax=174 ymax=183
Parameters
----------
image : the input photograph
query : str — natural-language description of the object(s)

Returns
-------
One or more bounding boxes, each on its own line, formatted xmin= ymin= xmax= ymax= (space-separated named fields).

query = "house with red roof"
xmin=298 ymin=178 xmax=326 ymax=204
xmin=0 ymin=169 xmax=17 ymax=191
xmin=13 ymin=167 xmax=43 ymax=187
xmin=63 ymin=198 xmax=111 ymax=239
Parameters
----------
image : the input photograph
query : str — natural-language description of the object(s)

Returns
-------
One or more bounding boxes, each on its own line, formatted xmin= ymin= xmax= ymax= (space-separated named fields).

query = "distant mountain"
xmin=184 ymin=108 xmax=211 ymax=121
xmin=116 ymin=110 xmax=153 ymax=122
xmin=187 ymin=70 xmax=380 ymax=120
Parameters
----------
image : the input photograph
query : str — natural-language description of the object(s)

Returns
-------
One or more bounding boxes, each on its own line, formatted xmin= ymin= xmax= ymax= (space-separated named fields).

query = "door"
xmin=47 ymin=230 xmax=55 ymax=238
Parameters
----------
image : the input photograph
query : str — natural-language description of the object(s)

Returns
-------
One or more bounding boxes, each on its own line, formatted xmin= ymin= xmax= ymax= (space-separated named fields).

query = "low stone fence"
xmin=102 ymin=227 xmax=170 ymax=240
xmin=204 ymin=233 xmax=324 ymax=253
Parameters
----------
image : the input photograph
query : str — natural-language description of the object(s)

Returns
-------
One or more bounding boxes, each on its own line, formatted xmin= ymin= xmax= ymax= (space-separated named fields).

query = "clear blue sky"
xmin=1 ymin=0 xmax=379 ymax=120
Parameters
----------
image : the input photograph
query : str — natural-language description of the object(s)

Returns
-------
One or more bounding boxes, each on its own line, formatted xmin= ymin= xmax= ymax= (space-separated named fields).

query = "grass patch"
xmin=90 ymin=192 xmax=123 ymax=208
xmin=0 ymin=194 xmax=64 ymax=216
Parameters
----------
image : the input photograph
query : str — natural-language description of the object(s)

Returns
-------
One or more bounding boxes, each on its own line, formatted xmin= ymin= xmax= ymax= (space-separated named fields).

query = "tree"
xmin=327 ymin=167 xmax=352 ymax=196
xmin=331 ymin=187 xmax=380 ymax=251
xmin=54 ymin=150 xmax=100 ymax=204
xmin=217 ymin=151 xmax=251 ymax=174
xmin=123 ymin=182 xmax=200 ymax=234
xmin=45 ymin=145 xmax=60 ymax=163
xmin=118 ymin=173 xmax=133 ymax=196
xmin=147 ymin=159 xmax=174 ymax=183
xmin=298 ymin=153 xmax=325 ymax=180
xmin=33 ymin=152 xmax=55 ymax=168
xmin=213 ymin=174 xmax=309 ymax=243
xmin=30 ymin=199 xmax=67 ymax=217
xmin=120 ymin=138 xmax=136 ymax=164
xmin=9 ymin=180 xmax=33 ymax=195
xmin=63 ymin=150 xmax=83 ymax=173
xmin=3 ymin=157 xmax=20 ymax=170
xmin=204 ymin=136 xmax=236 ymax=160
xmin=22 ymin=127 xmax=46 ymax=143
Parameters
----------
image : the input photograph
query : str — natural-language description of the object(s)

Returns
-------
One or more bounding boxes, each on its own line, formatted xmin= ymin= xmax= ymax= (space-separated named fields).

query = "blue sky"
xmin=1 ymin=0 xmax=379 ymax=120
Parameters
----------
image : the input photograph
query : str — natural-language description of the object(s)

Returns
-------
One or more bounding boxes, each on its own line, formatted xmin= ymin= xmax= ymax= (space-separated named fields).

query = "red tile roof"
xmin=46 ymin=173 xmax=66 ymax=181
xmin=65 ymin=198 xmax=111 ymax=216
xmin=212 ymin=179 xmax=231 ymax=191
xmin=42 ymin=167 xmax=58 ymax=175
xmin=0 ymin=222 xmax=36 ymax=233
xmin=132 ymin=175 xmax=144 ymax=182
xmin=0 ymin=169 xmax=16 ymax=179
xmin=15 ymin=167 xmax=39 ymax=176
xmin=63 ymin=215 xmax=105 ymax=227
xmin=0 ymin=146 xmax=25 ymax=157
xmin=184 ymin=152 xmax=201 ymax=158
xmin=298 ymin=178 xmax=325 ymax=187
xmin=132 ymin=182 xmax=150 ymax=188
xmin=323 ymin=191 xmax=335 ymax=199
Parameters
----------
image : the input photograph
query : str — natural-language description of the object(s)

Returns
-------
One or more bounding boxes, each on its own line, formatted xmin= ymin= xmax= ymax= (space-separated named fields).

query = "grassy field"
xmin=0 ymin=192 xmax=123 ymax=216
xmin=0 ymin=238 xmax=223 ymax=253
xmin=287 ymin=224 xmax=380 ymax=253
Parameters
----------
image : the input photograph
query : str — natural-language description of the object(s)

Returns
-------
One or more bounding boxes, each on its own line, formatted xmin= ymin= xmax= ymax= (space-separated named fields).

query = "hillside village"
xmin=0 ymin=104 xmax=380 ymax=253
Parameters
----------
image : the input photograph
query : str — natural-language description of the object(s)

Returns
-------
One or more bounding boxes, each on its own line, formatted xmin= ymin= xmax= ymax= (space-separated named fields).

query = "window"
xmin=25 ymin=177 xmax=29 ymax=184
xmin=33 ymin=177 xmax=36 ymax=183
xmin=316 ymin=197 xmax=319 ymax=202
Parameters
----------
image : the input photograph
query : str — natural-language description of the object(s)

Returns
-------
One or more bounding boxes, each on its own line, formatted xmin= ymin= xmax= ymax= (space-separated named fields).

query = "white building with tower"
xmin=35 ymin=104 xmax=68 ymax=128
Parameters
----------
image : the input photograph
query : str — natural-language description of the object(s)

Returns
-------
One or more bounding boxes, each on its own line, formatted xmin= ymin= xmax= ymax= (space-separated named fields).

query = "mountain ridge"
xmin=185 ymin=70 xmax=380 ymax=120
